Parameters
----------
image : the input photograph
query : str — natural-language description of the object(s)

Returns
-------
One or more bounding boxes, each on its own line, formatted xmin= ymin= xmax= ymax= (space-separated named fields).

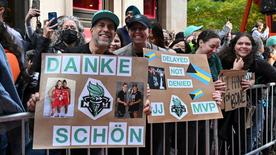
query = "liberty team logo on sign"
xmin=78 ymin=78 xmax=113 ymax=120
xmin=170 ymin=95 xmax=188 ymax=120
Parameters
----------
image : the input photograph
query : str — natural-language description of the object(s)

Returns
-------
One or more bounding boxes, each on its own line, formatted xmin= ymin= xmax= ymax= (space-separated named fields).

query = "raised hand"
xmin=233 ymin=57 xmax=244 ymax=70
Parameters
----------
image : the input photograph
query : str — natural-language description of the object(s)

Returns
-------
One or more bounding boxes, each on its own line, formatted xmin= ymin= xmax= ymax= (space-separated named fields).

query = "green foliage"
xmin=187 ymin=0 xmax=265 ymax=32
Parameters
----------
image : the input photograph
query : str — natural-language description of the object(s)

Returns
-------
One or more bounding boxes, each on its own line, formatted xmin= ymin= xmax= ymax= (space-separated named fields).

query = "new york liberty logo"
xmin=170 ymin=95 xmax=188 ymax=120
xmin=78 ymin=79 xmax=113 ymax=120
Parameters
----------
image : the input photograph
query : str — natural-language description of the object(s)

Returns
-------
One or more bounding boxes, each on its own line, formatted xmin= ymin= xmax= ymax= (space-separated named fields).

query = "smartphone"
xmin=48 ymin=12 xmax=58 ymax=29
xmin=31 ymin=0 xmax=40 ymax=10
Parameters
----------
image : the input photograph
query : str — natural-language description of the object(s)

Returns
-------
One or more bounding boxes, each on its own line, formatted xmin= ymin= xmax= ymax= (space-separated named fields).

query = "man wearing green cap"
xmin=117 ymin=5 xmax=141 ymax=46
xmin=68 ymin=10 xmax=119 ymax=54
xmin=27 ymin=10 xmax=119 ymax=113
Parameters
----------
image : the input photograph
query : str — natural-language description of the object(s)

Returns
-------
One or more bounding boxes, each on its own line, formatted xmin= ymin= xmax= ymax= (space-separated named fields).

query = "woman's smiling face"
xmin=234 ymin=36 xmax=252 ymax=58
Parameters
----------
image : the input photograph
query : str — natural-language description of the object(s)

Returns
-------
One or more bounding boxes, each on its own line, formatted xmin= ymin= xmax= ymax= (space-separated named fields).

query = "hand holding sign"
xmin=241 ymin=79 xmax=254 ymax=91
xmin=212 ymin=91 xmax=222 ymax=107
xmin=143 ymin=84 xmax=151 ymax=115
xmin=27 ymin=92 xmax=40 ymax=112
xmin=143 ymin=99 xmax=151 ymax=115
xmin=213 ymin=79 xmax=226 ymax=93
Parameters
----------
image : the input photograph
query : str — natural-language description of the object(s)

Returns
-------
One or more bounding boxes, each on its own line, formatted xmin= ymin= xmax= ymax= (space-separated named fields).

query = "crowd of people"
xmin=1 ymin=0 xmax=276 ymax=154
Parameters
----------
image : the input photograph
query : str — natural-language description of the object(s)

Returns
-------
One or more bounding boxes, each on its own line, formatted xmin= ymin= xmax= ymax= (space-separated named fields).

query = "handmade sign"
xmin=33 ymin=54 xmax=148 ymax=149
xmin=144 ymin=49 xmax=223 ymax=123
xmin=219 ymin=70 xmax=248 ymax=111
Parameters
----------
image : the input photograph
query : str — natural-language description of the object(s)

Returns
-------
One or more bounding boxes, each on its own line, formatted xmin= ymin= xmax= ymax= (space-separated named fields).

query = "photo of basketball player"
xmin=48 ymin=80 xmax=63 ymax=117
xmin=43 ymin=78 xmax=75 ymax=118
xmin=61 ymin=80 xmax=71 ymax=115
xmin=115 ymin=82 xmax=144 ymax=119
xmin=148 ymin=66 xmax=166 ymax=90
xmin=116 ymin=82 xmax=128 ymax=118
xmin=128 ymin=83 xmax=142 ymax=118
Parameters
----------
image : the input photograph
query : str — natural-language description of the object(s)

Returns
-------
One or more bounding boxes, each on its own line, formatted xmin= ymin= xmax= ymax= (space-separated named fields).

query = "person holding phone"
xmin=41 ymin=15 xmax=85 ymax=53
xmin=25 ymin=8 xmax=41 ymax=41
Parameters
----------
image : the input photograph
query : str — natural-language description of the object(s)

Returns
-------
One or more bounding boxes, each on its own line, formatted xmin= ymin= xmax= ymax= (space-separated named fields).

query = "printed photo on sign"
xmin=144 ymin=49 xmax=223 ymax=123
xmin=115 ymin=82 xmax=144 ymax=119
xmin=148 ymin=66 xmax=166 ymax=90
xmin=43 ymin=78 xmax=75 ymax=118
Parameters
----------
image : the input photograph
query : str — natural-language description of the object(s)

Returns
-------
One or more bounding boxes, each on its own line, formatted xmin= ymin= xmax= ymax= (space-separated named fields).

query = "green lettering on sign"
xmin=84 ymin=57 xmax=97 ymax=73
xmin=119 ymin=59 xmax=130 ymax=74
xmin=47 ymin=57 xmax=59 ymax=72
xmin=111 ymin=128 xmax=124 ymax=142
xmin=56 ymin=128 xmax=68 ymax=143
xmin=64 ymin=57 xmax=77 ymax=72
xmin=93 ymin=128 xmax=106 ymax=143
xmin=192 ymin=104 xmax=202 ymax=113
xmin=129 ymin=128 xmax=142 ymax=143
xmin=74 ymin=128 xmax=87 ymax=143
xmin=101 ymin=59 xmax=113 ymax=73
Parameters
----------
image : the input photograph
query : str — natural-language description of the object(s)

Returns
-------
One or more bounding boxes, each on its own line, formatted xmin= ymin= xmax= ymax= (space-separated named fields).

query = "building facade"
xmin=9 ymin=0 xmax=187 ymax=34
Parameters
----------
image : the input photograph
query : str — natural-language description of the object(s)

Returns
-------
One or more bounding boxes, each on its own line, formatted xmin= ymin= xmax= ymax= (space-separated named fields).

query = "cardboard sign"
xmin=33 ymin=54 xmax=148 ymax=149
xmin=219 ymin=70 xmax=247 ymax=111
xmin=144 ymin=49 xmax=223 ymax=123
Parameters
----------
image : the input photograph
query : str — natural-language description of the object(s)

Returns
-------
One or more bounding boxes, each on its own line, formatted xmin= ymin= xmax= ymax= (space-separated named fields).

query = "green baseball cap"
xmin=91 ymin=10 xmax=119 ymax=29
xmin=184 ymin=25 xmax=203 ymax=37
xmin=266 ymin=36 xmax=276 ymax=46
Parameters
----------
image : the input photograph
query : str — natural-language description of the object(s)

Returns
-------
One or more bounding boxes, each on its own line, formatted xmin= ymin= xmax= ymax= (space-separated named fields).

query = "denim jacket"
xmin=0 ymin=44 xmax=25 ymax=115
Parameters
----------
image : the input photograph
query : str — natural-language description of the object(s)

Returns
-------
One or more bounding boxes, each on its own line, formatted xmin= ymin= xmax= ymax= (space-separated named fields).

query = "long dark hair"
xmin=116 ymin=30 xmax=123 ymax=48
xmin=0 ymin=21 xmax=24 ymax=73
xmin=218 ymin=32 xmax=257 ymax=70
xmin=149 ymin=21 xmax=165 ymax=48
xmin=55 ymin=80 xmax=62 ymax=89
xmin=195 ymin=30 xmax=220 ymax=51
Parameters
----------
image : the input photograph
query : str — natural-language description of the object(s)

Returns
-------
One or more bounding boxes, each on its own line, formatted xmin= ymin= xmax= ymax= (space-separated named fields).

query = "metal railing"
xmin=0 ymin=83 xmax=275 ymax=155
xmin=0 ymin=112 xmax=33 ymax=155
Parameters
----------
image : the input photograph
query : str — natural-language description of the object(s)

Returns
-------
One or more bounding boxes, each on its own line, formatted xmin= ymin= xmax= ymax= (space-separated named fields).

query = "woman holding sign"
xmin=219 ymin=33 xmax=276 ymax=83
xmin=174 ymin=30 xmax=225 ymax=155
xmin=128 ymin=83 xmax=142 ymax=118
xmin=195 ymin=30 xmax=226 ymax=103
xmin=218 ymin=33 xmax=276 ymax=153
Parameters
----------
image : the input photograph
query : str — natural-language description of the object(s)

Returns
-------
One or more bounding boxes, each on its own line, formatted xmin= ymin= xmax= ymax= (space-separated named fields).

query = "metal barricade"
xmin=0 ymin=112 xmax=34 ymax=155
xmin=245 ymin=83 xmax=276 ymax=155
xmin=0 ymin=83 xmax=275 ymax=155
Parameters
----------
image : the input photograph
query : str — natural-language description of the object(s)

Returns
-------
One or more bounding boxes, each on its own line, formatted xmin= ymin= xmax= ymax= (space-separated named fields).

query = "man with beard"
xmin=67 ymin=10 xmax=119 ymax=54
xmin=27 ymin=10 xmax=121 ymax=114
xmin=27 ymin=10 xmax=151 ymax=155
xmin=117 ymin=5 xmax=141 ymax=46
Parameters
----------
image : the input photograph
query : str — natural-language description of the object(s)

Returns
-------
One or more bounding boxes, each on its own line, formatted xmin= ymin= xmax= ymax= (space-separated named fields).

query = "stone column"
xmin=164 ymin=0 xmax=187 ymax=33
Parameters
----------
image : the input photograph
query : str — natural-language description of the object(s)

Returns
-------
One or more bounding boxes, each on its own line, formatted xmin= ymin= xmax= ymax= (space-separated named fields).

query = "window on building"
xmin=271 ymin=14 xmax=276 ymax=33
xmin=73 ymin=0 xmax=103 ymax=27
xmin=144 ymin=0 xmax=156 ymax=19
xmin=73 ymin=0 xmax=102 ymax=11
